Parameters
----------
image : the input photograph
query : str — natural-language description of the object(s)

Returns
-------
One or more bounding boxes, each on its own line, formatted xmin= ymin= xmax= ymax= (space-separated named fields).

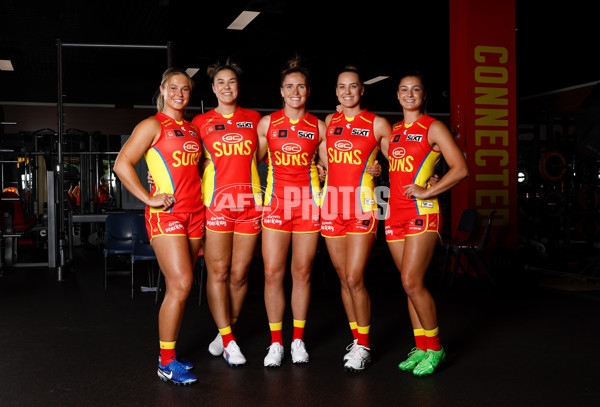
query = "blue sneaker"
xmin=157 ymin=359 xmax=197 ymax=385
xmin=159 ymin=352 xmax=194 ymax=370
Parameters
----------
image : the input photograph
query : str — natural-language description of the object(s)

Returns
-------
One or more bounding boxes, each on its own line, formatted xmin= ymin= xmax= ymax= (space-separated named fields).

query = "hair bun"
xmin=207 ymin=59 xmax=242 ymax=83
xmin=287 ymin=56 xmax=302 ymax=70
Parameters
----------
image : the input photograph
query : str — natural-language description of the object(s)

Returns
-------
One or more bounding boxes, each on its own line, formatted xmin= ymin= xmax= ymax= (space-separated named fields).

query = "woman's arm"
xmin=374 ymin=115 xmax=391 ymax=159
xmin=114 ymin=118 xmax=175 ymax=211
xmin=402 ymin=120 xmax=468 ymax=200
xmin=256 ymin=115 xmax=270 ymax=163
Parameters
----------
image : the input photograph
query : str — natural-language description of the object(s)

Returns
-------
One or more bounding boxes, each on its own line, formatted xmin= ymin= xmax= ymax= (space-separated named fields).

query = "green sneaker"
xmin=413 ymin=348 xmax=445 ymax=376
xmin=398 ymin=348 xmax=427 ymax=371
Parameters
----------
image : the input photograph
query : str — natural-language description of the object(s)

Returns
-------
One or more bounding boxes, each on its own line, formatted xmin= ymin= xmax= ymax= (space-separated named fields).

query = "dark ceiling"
xmin=0 ymin=1 xmax=598 ymax=115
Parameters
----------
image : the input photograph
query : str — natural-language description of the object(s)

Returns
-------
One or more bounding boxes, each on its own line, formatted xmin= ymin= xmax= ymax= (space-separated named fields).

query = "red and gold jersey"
xmin=388 ymin=114 xmax=441 ymax=216
xmin=321 ymin=110 xmax=379 ymax=216
xmin=264 ymin=110 xmax=321 ymax=207
xmin=144 ymin=112 xmax=203 ymax=214
xmin=193 ymin=107 xmax=262 ymax=208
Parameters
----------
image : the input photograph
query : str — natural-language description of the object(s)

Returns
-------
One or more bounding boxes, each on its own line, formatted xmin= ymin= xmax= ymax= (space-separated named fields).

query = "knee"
xmin=229 ymin=267 xmax=248 ymax=289
xmin=208 ymin=263 xmax=230 ymax=284
xmin=168 ymin=273 xmax=193 ymax=298
xmin=264 ymin=266 xmax=284 ymax=287
xmin=402 ymin=275 xmax=424 ymax=299
xmin=292 ymin=265 xmax=311 ymax=285
xmin=337 ymin=274 xmax=349 ymax=291
xmin=345 ymin=273 xmax=364 ymax=293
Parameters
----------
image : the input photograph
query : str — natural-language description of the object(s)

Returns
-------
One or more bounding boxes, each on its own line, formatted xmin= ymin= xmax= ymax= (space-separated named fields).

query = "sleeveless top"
xmin=388 ymin=114 xmax=441 ymax=216
xmin=144 ymin=112 xmax=203 ymax=214
xmin=321 ymin=110 xmax=379 ymax=216
xmin=264 ymin=110 xmax=321 ymax=207
xmin=192 ymin=107 xmax=262 ymax=208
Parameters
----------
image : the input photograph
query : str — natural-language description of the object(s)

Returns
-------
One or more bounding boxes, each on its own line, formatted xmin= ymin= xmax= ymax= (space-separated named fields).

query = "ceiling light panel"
xmin=364 ymin=76 xmax=389 ymax=85
xmin=227 ymin=11 xmax=260 ymax=30
xmin=186 ymin=68 xmax=200 ymax=77
xmin=0 ymin=60 xmax=15 ymax=71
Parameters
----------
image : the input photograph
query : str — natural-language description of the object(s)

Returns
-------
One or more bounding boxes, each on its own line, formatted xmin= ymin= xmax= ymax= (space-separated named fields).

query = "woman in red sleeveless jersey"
xmin=255 ymin=58 xmax=328 ymax=367
xmin=383 ymin=71 xmax=468 ymax=376
xmin=321 ymin=66 xmax=392 ymax=372
xmin=191 ymin=62 xmax=262 ymax=367
xmin=114 ymin=68 xmax=202 ymax=385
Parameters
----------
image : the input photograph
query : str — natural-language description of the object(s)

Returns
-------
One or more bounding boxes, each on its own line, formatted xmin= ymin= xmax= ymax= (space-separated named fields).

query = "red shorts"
xmin=262 ymin=201 xmax=320 ymax=233
xmin=320 ymin=211 xmax=377 ymax=238
xmin=385 ymin=212 xmax=440 ymax=242
xmin=146 ymin=210 xmax=205 ymax=241
xmin=205 ymin=206 xmax=262 ymax=235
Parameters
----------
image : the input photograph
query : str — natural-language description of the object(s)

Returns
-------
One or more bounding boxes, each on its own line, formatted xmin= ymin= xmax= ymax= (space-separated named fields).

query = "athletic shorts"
xmin=205 ymin=206 xmax=262 ymax=235
xmin=320 ymin=211 xmax=377 ymax=238
xmin=262 ymin=201 xmax=320 ymax=233
xmin=146 ymin=209 xmax=205 ymax=241
xmin=384 ymin=212 xmax=440 ymax=242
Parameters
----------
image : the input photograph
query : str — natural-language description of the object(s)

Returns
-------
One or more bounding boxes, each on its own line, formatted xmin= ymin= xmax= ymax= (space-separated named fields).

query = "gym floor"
xmin=1 ymin=241 xmax=599 ymax=407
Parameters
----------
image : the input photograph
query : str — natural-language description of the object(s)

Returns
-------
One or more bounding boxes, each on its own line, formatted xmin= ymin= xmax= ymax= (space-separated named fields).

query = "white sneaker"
xmin=343 ymin=344 xmax=371 ymax=372
xmin=208 ymin=333 xmax=224 ymax=356
xmin=263 ymin=342 xmax=284 ymax=367
xmin=343 ymin=339 xmax=358 ymax=362
xmin=223 ymin=340 xmax=246 ymax=366
xmin=290 ymin=339 xmax=309 ymax=364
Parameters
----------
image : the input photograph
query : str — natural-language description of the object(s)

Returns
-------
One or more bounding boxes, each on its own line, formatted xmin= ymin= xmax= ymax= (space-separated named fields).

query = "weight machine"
xmin=52 ymin=40 xmax=172 ymax=280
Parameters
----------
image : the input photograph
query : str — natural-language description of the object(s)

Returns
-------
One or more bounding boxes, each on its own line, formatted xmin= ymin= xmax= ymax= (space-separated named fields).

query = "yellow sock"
xmin=414 ymin=328 xmax=427 ymax=350
xmin=159 ymin=341 xmax=176 ymax=365
xmin=424 ymin=327 xmax=442 ymax=351
xmin=293 ymin=319 xmax=306 ymax=341
xmin=160 ymin=340 xmax=176 ymax=349
xmin=219 ymin=326 xmax=232 ymax=336
xmin=357 ymin=325 xmax=370 ymax=348
xmin=269 ymin=322 xmax=283 ymax=344
xmin=219 ymin=326 xmax=235 ymax=347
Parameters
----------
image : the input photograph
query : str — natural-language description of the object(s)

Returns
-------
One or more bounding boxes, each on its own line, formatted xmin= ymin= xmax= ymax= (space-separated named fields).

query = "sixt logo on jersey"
xmin=351 ymin=128 xmax=370 ymax=137
xmin=406 ymin=134 xmax=423 ymax=142
xmin=298 ymin=131 xmax=315 ymax=140
xmin=237 ymin=122 xmax=253 ymax=128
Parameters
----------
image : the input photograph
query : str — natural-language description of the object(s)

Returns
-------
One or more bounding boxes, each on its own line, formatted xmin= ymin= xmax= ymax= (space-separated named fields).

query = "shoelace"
xmin=266 ymin=343 xmax=283 ymax=352
xmin=421 ymin=351 xmax=441 ymax=365
xmin=169 ymin=360 xmax=189 ymax=374
xmin=349 ymin=345 xmax=369 ymax=358
xmin=407 ymin=347 xmax=424 ymax=358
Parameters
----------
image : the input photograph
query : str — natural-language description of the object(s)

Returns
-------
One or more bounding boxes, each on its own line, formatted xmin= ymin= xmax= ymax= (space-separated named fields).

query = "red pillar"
xmin=449 ymin=0 xmax=517 ymax=248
